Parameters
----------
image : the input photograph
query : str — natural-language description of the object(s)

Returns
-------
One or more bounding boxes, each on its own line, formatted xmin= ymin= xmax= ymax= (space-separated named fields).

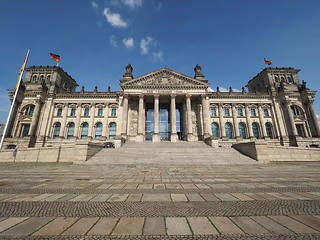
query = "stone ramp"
xmin=86 ymin=141 xmax=257 ymax=164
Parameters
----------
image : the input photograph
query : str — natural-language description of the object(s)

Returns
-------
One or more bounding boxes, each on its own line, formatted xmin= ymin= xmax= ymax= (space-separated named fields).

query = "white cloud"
xmin=110 ymin=0 xmax=121 ymax=7
xmin=140 ymin=37 xmax=153 ymax=55
xmin=218 ymin=87 xmax=241 ymax=92
xmin=152 ymin=51 xmax=164 ymax=62
xmin=122 ymin=0 xmax=143 ymax=8
xmin=103 ymin=8 xmax=128 ymax=28
xmin=208 ymin=87 xmax=214 ymax=92
xmin=109 ymin=35 xmax=118 ymax=47
xmin=91 ymin=1 xmax=98 ymax=10
xmin=122 ymin=37 xmax=134 ymax=48
xmin=317 ymin=114 xmax=320 ymax=124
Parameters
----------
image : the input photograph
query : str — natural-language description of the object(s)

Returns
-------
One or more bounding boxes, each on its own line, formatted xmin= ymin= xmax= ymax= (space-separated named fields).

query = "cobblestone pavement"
xmin=0 ymin=162 xmax=319 ymax=239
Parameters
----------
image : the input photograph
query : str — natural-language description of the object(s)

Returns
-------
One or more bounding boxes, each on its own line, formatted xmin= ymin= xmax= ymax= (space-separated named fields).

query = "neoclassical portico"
xmin=119 ymin=64 xmax=211 ymax=142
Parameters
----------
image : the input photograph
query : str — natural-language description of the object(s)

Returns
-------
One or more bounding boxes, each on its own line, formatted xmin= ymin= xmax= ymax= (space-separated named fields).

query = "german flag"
xmin=264 ymin=58 xmax=272 ymax=65
xmin=50 ymin=53 xmax=60 ymax=63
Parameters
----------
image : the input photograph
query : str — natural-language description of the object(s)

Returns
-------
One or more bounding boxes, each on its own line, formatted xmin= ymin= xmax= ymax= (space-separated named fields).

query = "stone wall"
xmin=233 ymin=142 xmax=320 ymax=163
xmin=0 ymin=142 xmax=104 ymax=163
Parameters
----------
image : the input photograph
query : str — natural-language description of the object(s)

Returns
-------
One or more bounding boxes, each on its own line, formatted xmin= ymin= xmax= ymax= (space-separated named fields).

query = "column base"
xmin=221 ymin=136 xmax=229 ymax=141
xmin=203 ymin=133 xmax=211 ymax=140
xmin=152 ymin=133 xmax=160 ymax=142
xmin=136 ymin=134 xmax=144 ymax=142
xmin=236 ymin=136 xmax=243 ymax=141
xmin=186 ymin=133 xmax=195 ymax=142
xmin=100 ymin=136 xmax=107 ymax=140
xmin=121 ymin=133 xmax=127 ymax=141
xmin=170 ymin=133 xmax=178 ymax=142
xmin=263 ymin=136 xmax=271 ymax=141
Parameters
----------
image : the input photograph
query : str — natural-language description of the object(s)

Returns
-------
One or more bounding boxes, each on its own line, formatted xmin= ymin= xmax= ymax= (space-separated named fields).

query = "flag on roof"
xmin=50 ymin=53 xmax=60 ymax=63
xmin=264 ymin=58 xmax=272 ymax=65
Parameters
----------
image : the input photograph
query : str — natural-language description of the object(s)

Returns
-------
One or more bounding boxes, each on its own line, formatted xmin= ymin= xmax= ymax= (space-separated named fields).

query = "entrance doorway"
xmin=144 ymin=101 xmax=184 ymax=141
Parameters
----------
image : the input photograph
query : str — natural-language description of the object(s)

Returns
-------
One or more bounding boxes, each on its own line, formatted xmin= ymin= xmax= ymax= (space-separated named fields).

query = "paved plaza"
xmin=0 ymin=161 xmax=320 ymax=239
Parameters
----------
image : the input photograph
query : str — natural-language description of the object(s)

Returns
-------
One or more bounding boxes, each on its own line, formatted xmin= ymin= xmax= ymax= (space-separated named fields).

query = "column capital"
xmin=201 ymin=94 xmax=209 ymax=100
xmin=123 ymin=94 xmax=129 ymax=99
xmin=170 ymin=93 xmax=176 ymax=99
xmin=138 ymin=94 xmax=144 ymax=99
xmin=185 ymin=93 xmax=191 ymax=99
xmin=218 ymin=103 xmax=223 ymax=107
xmin=154 ymin=94 xmax=160 ymax=99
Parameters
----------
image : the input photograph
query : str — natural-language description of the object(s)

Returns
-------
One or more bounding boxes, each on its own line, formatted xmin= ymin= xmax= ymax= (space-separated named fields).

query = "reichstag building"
xmin=3 ymin=63 xmax=320 ymax=150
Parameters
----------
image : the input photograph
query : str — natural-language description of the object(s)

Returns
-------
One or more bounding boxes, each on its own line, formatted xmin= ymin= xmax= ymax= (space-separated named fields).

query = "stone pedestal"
xmin=136 ymin=133 xmax=144 ymax=142
xmin=152 ymin=133 xmax=160 ymax=142
xmin=170 ymin=133 xmax=178 ymax=142
xmin=186 ymin=133 xmax=195 ymax=142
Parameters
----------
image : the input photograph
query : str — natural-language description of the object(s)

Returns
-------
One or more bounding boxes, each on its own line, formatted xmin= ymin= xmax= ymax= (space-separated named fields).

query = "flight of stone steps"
xmin=86 ymin=141 xmax=258 ymax=165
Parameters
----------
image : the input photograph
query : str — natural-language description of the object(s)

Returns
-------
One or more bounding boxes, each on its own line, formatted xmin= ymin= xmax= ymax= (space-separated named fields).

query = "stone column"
xmin=285 ymin=100 xmax=298 ymax=137
xmin=101 ymin=104 xmax=109 ymax=140
xmin=7 ymin=101 xmax=21 ymax=138
xmin=218 ymin=103 xmax=226 ymax=139
xmin=12 ymin=108 xmax=22 ymax=138
xmin=137 ymin=94 xmax=145 ymax=142
xmin=201 ymin=95 xmax=211 ymax=140
xmin=258 ymin=104 xmax=268 ymax=139
xmin=272 ymin=98 xmax=287 ymax=140
xmin=152 ymin=94 xmax=160 ymax=142
xmin=29 ymin=100 xmax=42 ymax=137
xmin=186 ymin=94 xmax=194 ymax=141
xmin=170 ymin=94 xmax=178 ymax=142
xmin=38 ymin=98 xmax=53 ymax=139
xmin=59 ymin=104 xmax=68 ymax=138
xmin=308 ymin=100 xmax=320 ymax=137
xmin=73 ymin=104 xmax=82 ymax=138
xmin=87 ymin=104 xmax=95 ymax=139
xmin=232 ymin=104 xmax=240 ymax=139
xmin=121 ymin=94 xmax=129 ymax=139
xmin=245 ymin=104 xmax=254 ymax=139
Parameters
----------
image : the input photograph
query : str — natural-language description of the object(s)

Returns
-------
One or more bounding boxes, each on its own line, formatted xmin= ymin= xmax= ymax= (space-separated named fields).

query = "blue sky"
xmin=1 ymin=0 xmax=320 ymax=124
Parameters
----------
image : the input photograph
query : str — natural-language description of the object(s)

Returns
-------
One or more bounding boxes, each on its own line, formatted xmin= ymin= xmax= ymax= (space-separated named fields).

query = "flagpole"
xmin=0 ymin=49 xmax=30 ymax=152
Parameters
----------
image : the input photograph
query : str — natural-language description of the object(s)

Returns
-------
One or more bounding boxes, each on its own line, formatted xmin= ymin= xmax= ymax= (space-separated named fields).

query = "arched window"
xmin=67 ymin=122 xmax=75 ymax=139
xmin=24 ymin=105 xmax=35 ymax=116
xmin=81 ymin=122 xmax=89 ymax=139
xmin=40 ymin=75 xmax=44 ymax=81
xmin=53 ymin=122 xmax=61 ymax=139
xmin=95 ymin=123 xmax=103 ymax=139
xmin=109 ymin=122 xmax=117 ymax=139
xmin=211 ymin=123 xmax=219 ymax=138
xmin=265 ymin=123 xmax=273 ymax=139
xmin=252 ymin=123 xmax=260 ymax=139
xmin=32 ymin=75 xmax=37 ymax=82
xmin=238 ymin=122 xmax=246 ymax=139
xmin=225 ymin=123 xmax=233 ymax=139
xmin=291 ymin=106 xmax=301 ymax=116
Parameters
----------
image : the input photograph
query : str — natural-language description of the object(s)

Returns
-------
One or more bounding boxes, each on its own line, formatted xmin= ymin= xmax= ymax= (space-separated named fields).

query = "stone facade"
xmin=2 ymin=64 xmax=320 ymax=154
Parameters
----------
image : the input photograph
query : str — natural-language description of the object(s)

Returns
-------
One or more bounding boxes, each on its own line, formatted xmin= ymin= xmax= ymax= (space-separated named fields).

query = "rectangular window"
xmin=84 ymin=108 xmax=89 ymax=116
xmin=211 ymin=108 xmax=216 ymax=117
xmin=224 ymin=108 xmax=230 ymax=117
xmin=111 ymin=108 xmax=117 ymax=117
xmin=98 ymin=108 xmax=103 ymax=116
xmin=21 ymin=124 xmax=30 ymax=137
xmin=264 ymin=109 xmax=269 ymax=117
xmin=238 ymin=109 xmax=243 ymax=116
xmin=70 ymin=108 xmax=76 ymax=116
xmin=296 ymin=124 xmax=305 ymax=137
xmin=57 ymin=108 xmax=62 ymax=116
xmin=251 ymin=109 xmax=256 ymax=117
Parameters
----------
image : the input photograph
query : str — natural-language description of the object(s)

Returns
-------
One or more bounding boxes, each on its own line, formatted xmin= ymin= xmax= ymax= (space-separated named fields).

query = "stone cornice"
xmin=55 ymin=92 xmax=120 ymax=99
xmin=208 ymin=92 xmax=270 ymax=100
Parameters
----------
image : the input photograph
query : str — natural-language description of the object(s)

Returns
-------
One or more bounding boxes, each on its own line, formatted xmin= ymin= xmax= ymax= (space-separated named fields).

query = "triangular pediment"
xmin=120 ymin=68 xmax=209 ymax=89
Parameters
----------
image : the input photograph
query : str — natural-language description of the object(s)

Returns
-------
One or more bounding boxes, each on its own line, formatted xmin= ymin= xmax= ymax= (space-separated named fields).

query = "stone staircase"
xmin=86 ymin=141 xmax=258 ymax=165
